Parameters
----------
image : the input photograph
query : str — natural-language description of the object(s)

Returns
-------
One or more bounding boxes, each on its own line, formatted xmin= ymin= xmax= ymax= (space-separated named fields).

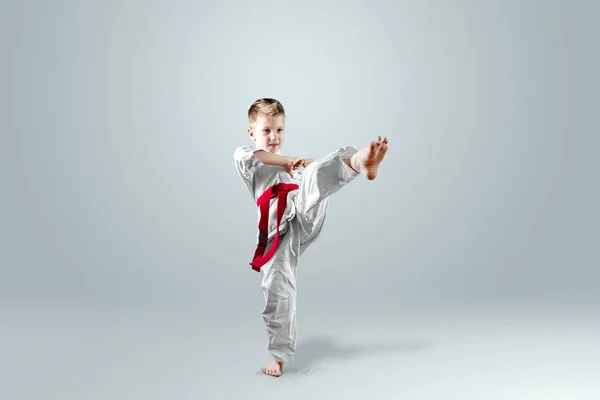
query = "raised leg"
xmin=295 ymin=146 xmax=359 ymax=218
xmin=294 ymin=137 xmax=389 ymax=250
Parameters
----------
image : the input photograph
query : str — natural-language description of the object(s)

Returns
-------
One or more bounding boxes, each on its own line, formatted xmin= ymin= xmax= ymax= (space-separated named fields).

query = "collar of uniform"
xmin=255 ymin=146 xmax=281 ymax=155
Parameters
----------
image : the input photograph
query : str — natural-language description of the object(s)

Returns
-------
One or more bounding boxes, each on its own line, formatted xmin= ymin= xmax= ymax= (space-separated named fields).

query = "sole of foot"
xmin=361 ymin=136 xmax=388 ymax=180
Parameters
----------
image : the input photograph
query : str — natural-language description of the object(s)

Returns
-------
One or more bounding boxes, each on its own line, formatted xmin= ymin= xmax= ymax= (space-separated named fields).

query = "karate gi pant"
xmin=260 ymin=146 xmax=359 ymax=363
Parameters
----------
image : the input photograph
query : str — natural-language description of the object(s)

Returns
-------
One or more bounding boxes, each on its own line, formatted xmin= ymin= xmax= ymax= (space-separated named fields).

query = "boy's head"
xmin=247 ymin=98 xmax=286 ymax=153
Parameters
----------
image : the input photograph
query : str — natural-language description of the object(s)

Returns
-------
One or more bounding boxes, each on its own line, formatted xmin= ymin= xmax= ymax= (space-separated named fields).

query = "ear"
xmin=248 ymin=127 xmax=255 ymax=141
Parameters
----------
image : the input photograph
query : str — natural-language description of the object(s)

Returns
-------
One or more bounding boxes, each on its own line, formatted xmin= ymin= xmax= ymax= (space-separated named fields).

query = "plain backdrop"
xmin=1 ymin=0 xmax=598 ymax=319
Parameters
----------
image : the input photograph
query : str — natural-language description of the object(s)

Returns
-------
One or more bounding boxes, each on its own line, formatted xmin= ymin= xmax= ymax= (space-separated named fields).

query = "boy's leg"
xmin=260 ymin=222 xmax=301 ymax=376
xmin=296 ymin=146 xmax=359 ymax=219
xmin=294 ymin=146 xmax=357 ymax=252
xmin=295 ymin=136 xmax=388 ymax=248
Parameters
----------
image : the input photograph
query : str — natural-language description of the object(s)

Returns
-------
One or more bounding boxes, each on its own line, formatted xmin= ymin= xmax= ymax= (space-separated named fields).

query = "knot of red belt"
xmin=249 ymin=182 xmax=299 ymax=272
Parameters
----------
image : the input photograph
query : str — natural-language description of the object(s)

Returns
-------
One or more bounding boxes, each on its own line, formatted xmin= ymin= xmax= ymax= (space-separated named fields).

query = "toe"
xmin=368 ymin=143 xmax=376 ymax=156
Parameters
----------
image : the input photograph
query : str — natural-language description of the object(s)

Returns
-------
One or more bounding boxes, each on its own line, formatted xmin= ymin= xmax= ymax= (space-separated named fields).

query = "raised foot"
xmin=262 ymin=359 xmax=283 ymax=377
xmin=360 ymin=136 xmax=388 ymax=180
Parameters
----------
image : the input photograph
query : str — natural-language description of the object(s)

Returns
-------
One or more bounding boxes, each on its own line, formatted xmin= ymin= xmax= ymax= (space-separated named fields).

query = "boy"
xmin=233 ymin=98 xmax=388 ymax=377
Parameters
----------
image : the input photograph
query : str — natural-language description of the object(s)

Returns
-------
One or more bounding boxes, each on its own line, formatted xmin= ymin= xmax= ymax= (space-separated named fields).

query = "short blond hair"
xmin=248 ymin=98 xmax=285 ymax=127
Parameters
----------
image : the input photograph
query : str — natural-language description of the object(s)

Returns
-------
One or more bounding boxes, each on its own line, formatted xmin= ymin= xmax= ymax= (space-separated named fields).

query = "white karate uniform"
xmin=233 ymin=145 xmax=359 ymax=363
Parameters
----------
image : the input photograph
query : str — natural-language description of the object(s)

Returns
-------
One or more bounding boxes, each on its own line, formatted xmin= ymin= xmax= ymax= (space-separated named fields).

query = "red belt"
xmin=249 ymin=182 xmax=299 ymax=272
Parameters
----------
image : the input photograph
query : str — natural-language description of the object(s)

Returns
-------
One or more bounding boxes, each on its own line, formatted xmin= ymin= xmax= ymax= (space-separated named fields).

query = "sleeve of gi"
xmin=233 ymin=145 xmax=264 ymax=194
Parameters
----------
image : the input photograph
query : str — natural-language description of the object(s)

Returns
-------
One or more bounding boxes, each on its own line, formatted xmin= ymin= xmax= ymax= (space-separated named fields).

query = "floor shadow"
xmin=281 ymin=335 xmax=433 ymax=375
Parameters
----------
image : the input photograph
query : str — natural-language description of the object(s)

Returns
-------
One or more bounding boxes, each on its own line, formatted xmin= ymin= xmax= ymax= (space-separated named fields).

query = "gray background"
xmin=1 ymin=0 xmax=598 ymax=399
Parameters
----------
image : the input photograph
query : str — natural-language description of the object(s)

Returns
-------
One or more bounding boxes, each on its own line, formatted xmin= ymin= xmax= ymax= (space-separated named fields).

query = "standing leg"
xmin=260 ymin=219 xmax=301 ymax=377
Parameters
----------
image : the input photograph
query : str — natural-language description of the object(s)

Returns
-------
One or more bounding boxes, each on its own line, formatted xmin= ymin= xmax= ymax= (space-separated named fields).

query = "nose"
xmin=269 ymin=131 xmax=276 ymax=141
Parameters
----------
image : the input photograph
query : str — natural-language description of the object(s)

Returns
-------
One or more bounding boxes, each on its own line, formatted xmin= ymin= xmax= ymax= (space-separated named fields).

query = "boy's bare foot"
xmin=349 ymin=136 xmax=388 ymax=180
xmin=262 ymin=359 xmax=283 ymax=377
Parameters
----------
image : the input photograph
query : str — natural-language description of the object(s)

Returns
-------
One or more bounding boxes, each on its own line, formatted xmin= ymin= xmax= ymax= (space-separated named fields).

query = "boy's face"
xmin=248 ymin=114 xmax=285 ymax=153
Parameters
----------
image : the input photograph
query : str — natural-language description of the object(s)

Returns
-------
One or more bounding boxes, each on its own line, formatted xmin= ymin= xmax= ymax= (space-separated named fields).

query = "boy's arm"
xmin=254 ymin=150 xmax=304 ymax=176
xmin=253 ymin=150 xmax=293 ymax=168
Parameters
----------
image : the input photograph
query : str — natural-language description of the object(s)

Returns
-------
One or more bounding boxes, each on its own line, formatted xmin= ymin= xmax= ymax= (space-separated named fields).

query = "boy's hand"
xmin=285 ymin=156 xmax=304 ymax=176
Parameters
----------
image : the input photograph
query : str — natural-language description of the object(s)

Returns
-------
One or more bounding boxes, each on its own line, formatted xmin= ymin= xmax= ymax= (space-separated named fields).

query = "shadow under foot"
xmin=280 ymin=335 xmax=433 ymax=375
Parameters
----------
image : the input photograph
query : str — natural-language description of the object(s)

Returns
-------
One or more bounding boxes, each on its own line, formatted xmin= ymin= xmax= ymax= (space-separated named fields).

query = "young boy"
xmin=233 ymin=98 xmax=388 ymax=377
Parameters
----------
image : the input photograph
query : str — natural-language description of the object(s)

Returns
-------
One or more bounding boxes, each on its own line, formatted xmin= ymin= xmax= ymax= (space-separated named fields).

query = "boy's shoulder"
xmin=233 ymin=145 xmax=255 ymax=158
